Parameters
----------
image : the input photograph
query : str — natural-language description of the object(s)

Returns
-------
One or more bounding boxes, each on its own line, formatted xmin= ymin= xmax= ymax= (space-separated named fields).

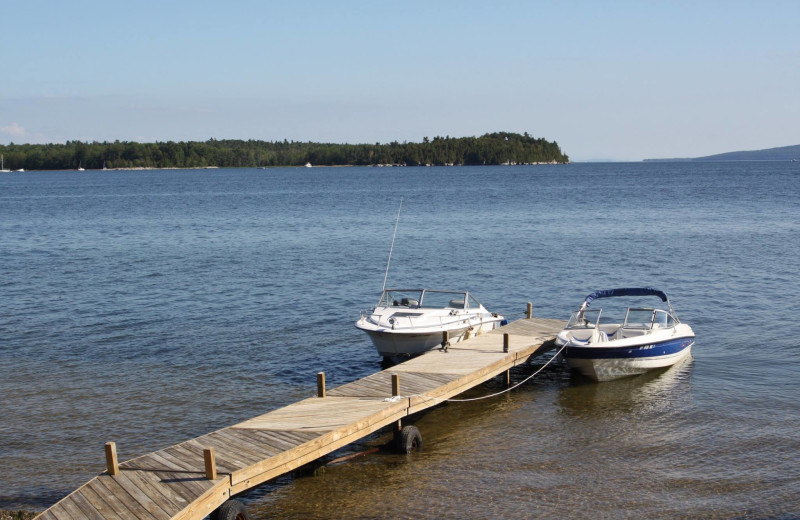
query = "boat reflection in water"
xmin=557 ymin=354 xmax=695 ymax=417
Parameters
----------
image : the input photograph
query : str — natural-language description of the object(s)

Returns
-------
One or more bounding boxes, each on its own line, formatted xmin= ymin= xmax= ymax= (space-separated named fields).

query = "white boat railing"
xmin=365 ymin=311 xmax=486 ymax=331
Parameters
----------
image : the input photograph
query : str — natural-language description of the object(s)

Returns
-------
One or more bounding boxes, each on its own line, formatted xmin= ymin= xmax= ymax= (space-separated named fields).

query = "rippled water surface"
xmin=1 ymin=163 xmax=798 ymax=518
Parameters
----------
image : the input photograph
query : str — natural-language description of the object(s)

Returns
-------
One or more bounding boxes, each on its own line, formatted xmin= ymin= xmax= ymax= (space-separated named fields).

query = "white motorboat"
xmin=356 ymin=288 xmax=505 ymax=357
xmin=556 ymin=288 xmax=695 ymax=381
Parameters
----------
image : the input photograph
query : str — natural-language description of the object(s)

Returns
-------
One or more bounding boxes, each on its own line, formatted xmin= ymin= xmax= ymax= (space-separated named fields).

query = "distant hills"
xmin=645 ymin=144 xmax=800 ymax=162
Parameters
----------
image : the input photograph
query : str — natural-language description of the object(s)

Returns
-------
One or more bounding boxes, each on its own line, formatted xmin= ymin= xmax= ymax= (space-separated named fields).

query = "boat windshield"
xmin=627 ymin=309 xmax=676 ymax=329
xmin=379 ymin=289 xmax=476 ymax=310
xmin=652 ymin=309 xmax=675 ymax=328
xmin=420 ymin=290 xmax=469 ymax=309
xmin=379 ymin=290 xmax=423 ymax=308
xmin=623 ymin=308 xmax=656 ymax=329
xmin=566 ymin=308 xmax=601 ymax=329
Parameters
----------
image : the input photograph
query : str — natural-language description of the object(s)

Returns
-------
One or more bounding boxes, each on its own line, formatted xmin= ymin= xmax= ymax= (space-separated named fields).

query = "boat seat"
xmin=619 ymin=328 xmax=647 ymax=338
xmin=566 ymin=330 xmax=593 ymax=344
xmin=449 ymin=299 xmax=465 ymax=309
xmin=567 ymin=329 xmax=608 ymax=345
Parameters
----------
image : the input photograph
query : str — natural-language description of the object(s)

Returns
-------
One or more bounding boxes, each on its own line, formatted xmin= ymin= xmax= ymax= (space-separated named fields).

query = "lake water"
xmin=1 ymin=162 xmax=798 ymax=518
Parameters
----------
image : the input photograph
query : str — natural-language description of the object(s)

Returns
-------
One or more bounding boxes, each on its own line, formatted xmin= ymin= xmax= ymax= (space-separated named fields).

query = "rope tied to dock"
xmin=446 ymin=344 xmax=567 ymax=402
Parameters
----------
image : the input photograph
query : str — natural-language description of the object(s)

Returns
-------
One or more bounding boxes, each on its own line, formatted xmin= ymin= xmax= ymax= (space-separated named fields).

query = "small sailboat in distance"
xmin=0 ymin=154 xmax=10 ymax=173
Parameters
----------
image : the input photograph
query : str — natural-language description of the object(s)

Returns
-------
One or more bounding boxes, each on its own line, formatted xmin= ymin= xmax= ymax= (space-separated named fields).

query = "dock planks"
xmin=35 ymin=317 xmax=564 ymax=520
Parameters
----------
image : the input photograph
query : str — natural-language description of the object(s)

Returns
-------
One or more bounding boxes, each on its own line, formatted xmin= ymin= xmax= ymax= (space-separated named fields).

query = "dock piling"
xmin=526 ymin=302 xmax=533 ymax=319
xmin=503 ymin=333 xmax=510 ymax=353
xmin=392 ymin=374 xmax=400 ymax=396
xmin=104 ymin=442 xmax=119 ymax=476
xmin=317 ymin=372 xmax=326 ymax=398
xmin=204 ymin=448 xmax=217 ymax=480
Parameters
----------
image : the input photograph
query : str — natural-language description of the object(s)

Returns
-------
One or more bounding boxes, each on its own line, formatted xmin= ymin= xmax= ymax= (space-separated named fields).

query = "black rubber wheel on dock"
xmin=211 ymin=499 xmax=249 ymax=520
xmin=394 ymin=425 xmax=422 ymax=454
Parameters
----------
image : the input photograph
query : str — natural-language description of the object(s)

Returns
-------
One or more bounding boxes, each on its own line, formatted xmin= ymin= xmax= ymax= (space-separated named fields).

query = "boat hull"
xmin=563 ymin=335 xmax=695 ymax=382
xmin=359 ymin=319 xmax=501 ymax=357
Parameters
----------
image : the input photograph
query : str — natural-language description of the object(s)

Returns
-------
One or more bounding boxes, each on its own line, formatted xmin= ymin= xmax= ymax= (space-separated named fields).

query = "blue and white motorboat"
xmin=555 ymin=288 xmax=695 ymax=381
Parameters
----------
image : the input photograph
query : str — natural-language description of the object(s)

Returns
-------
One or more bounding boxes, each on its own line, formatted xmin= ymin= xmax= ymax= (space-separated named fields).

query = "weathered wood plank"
xmin=151 ymin=472 xmax=202 ymax=504
xmin=121 ymin=451 xmax=191 ymax=473
xmin=168 ymin=474 xmax=231 ymax=520
xmin=151 ymin=470 xmax=215 ymax=502
xmin=82 ymin=479 xmax=133 ymax=520
xmin=216 ymin=428 xmax=285 ymax=457
xmin=234 ymin=429 xmax=305 ymax=452
xmin=98 ymin=472 xmax=174 ymax=520
xmin=326 ymin=377 xmax=393 ymax=397
xmin=159 ymin=446 xmax=210 ymax=474
xmin=53 ymin=497 xmax=90 ymax=520
xmin=233 ymin=397 xmax=401 ymax=432
xmin=206 ymin=429 xmax=279 ymax=461
xmin=183 ymin=438 xmax=255 ymax=471
xmin=229 ymin=402 xmax=409 ymax=493
xmin=65 ymin=488 xmax=109 ymax=520
xmin=122 ymin=470 xmax=189 ymax=516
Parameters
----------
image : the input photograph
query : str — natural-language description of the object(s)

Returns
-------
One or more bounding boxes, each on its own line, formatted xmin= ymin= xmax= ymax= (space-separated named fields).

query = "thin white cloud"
xmin=1 ymin=122 xmax=26 ymax=136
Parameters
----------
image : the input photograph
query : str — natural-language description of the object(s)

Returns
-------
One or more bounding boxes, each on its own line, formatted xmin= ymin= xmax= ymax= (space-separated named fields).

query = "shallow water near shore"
xmin=1 ymin=162 xmax=799 ymax=518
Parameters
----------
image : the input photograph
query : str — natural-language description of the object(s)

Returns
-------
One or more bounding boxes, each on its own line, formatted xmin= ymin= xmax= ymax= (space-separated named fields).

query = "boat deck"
xmin=35 ymin=317 xmax=565 ymax=520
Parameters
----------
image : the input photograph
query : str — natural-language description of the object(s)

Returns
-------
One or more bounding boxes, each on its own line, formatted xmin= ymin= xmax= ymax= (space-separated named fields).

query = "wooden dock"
xmin=35 ymin=317 xmax=565 ymax=520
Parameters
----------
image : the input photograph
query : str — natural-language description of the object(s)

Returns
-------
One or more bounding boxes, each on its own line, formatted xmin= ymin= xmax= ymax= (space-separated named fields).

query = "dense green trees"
xmin=0 ymin=132 xmax=568 ymax=170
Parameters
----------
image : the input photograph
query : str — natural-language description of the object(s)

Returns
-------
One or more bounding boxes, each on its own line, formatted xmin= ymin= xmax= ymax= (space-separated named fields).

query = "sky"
xmin=1 ymin=0 xmax=798 ymax=161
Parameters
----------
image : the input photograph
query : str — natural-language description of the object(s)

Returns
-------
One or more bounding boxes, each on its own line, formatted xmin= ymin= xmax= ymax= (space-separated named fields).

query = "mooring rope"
xmin=446 ymin=343 xmax=567 ymax=402
xmin=380 ymin=343 xmax=567 ymax=404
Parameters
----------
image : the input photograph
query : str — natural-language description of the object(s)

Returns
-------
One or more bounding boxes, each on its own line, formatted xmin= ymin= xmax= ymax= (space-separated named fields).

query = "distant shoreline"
xmin=1 ymin=161 xmax=570 ymax=173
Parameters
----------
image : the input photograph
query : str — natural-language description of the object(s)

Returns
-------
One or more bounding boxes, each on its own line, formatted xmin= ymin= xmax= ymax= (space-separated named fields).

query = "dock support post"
xmin=392 ymin=374 xmax=400 ymax=396
xmin=105 ymin=442 xmax=119 ymax=476
xmin=317 ymin=372 xmax=326 ymax=398
xmin=503 ymin=334 xmax=511 ymax=385
xmin=204 ymin=448 xmax=217 ymax=480
xmin=526 ymin=302 xmax=533 ymax=319
xmin=441 ymin=330 xmax=449 ymax=351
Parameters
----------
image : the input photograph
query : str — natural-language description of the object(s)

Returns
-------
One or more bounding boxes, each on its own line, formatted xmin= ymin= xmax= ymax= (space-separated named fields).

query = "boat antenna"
xmin=382 ymin=198 xmax=403 ymax=292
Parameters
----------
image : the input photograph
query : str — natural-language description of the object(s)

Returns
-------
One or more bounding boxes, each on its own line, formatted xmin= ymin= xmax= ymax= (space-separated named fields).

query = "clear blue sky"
xmin=2 ymin=0 xmax=798 ymax=161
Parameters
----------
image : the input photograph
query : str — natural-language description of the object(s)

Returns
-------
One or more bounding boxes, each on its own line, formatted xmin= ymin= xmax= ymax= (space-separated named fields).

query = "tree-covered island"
xmin=0 ymin=132 xmax=568 ymax=170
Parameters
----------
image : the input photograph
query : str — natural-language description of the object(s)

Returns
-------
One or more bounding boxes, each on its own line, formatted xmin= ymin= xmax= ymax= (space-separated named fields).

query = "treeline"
xmin=0 ymin=132 xmax=568 ymax=170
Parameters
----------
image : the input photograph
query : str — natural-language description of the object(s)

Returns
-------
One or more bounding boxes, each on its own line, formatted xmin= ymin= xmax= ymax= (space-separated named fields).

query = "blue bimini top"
xmin=583 ymin=288 xmax=668 ymax=307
